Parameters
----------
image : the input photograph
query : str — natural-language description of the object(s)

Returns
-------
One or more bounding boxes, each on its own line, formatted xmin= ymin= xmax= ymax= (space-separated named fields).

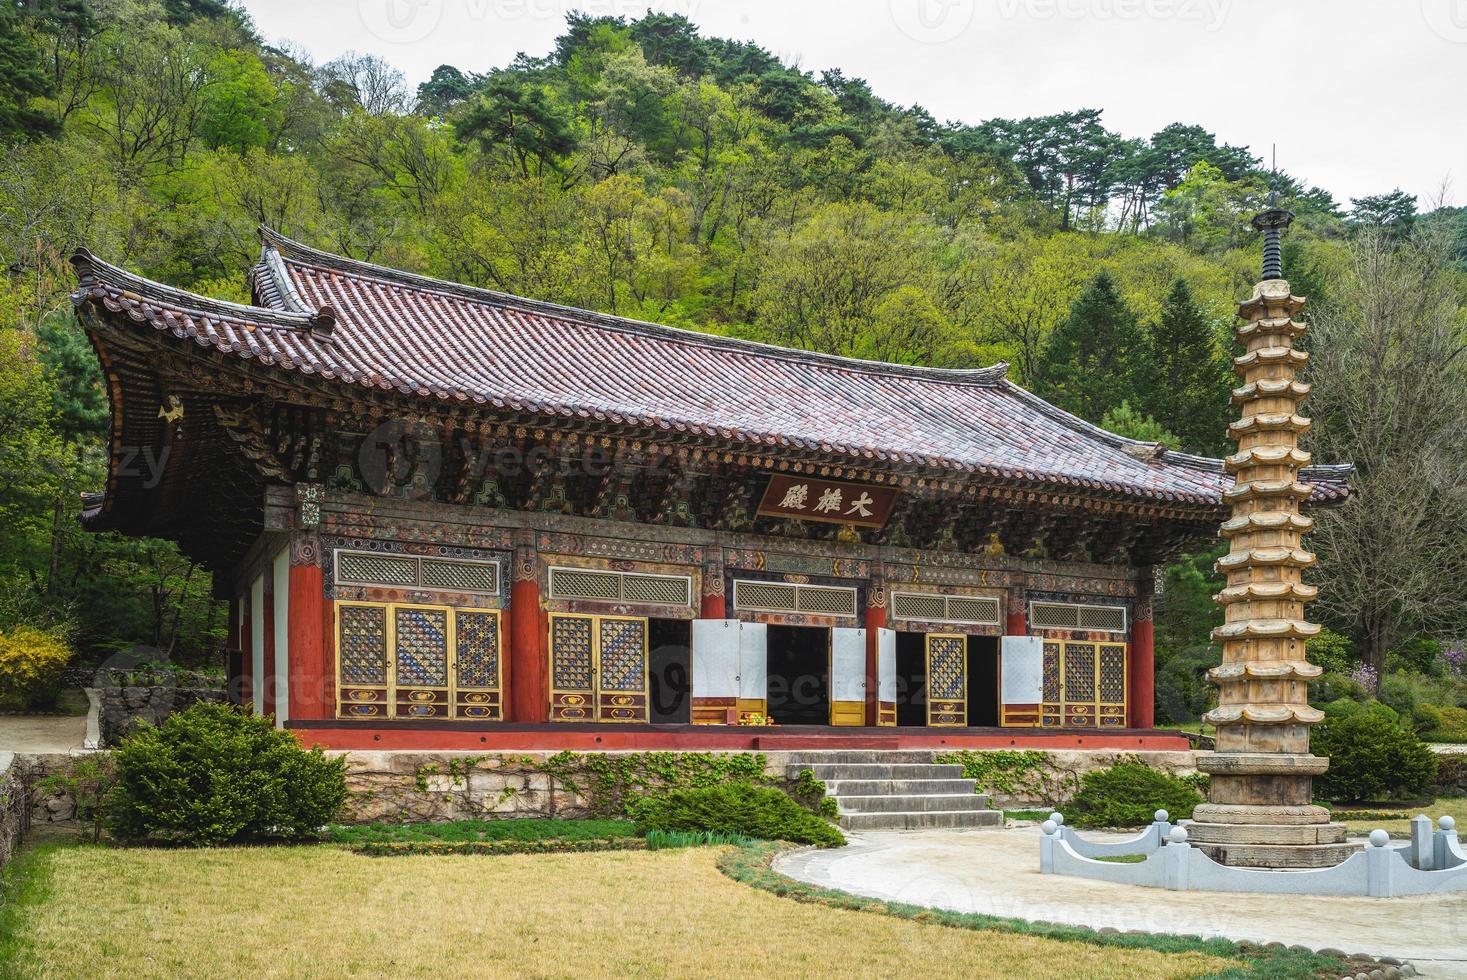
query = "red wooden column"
xmin=287 ymin=535 xmax=328 ymax=721
xmin=225 ymin=597 xmax=242 ymax=706
xmin=509 ymin=539 xmax=547 ymax=722
xmin=237 ymin=595 xmax=253 ymax=709
xmin=699 ymin=559 xmax=726 ymax=619
xmin=864 ymin=564 xmax=885 ymax=726
xmin=1129 ymin=573 xmax=1156 ymax=729
xmin=1005 ymin=582 xmax=1027 ymax=637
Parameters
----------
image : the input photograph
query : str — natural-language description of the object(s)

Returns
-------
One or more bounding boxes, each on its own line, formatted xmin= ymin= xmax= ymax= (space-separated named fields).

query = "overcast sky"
xmin=241 ymin=0 xmax=1466 ymax=208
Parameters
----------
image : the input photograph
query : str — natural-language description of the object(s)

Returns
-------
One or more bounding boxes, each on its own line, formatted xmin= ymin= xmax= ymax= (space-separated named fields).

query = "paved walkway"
xmin=0 ymin=714 xmax=87 ymax=753
xmin=776 ymin=828 xmax=1467 ymax=977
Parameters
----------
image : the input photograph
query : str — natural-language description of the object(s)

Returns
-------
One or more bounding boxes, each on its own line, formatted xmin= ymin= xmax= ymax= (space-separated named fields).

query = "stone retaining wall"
xmin=97 ymin=687 xmax=227 ymax=747
xmin=0 ymin=752 xmax=29 ymax=869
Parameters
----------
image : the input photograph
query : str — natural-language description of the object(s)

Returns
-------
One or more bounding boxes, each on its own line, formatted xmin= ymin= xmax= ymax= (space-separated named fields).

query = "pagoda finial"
xmin=1250 ymin=147 xmax=1293 ymax=282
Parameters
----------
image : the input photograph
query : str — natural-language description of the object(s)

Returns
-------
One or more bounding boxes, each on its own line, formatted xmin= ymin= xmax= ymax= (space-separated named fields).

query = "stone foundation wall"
xmin=970 ymin=750 xmax=1201 ymax=810
xmin=97 ymin=687 xmax=227 ymax=747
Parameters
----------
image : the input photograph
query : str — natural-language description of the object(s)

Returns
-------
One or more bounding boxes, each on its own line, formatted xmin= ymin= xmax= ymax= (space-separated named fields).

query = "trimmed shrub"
xmin=108 ymin=702 xmax=347 ymax=845
xmin=1065 ymin=763 xmax=1203 ymax=829
xmin=0 ymin=625 xmax=71 ymax=708
xmin=1319 ymin=697 xmax=1399 ymax=725
xmin=1431 ymin=705 xmax=1467 ymax=742
xmin=630 ymin=783 xmax=845 ymax=848
xmin=1312 ymin=712 xmax=1438 ymax=802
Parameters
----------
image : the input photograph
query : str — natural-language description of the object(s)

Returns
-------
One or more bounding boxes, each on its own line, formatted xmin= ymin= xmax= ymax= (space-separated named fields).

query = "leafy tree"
xmin=1309 ymin=230 xmax=1467 ymax=678
xmin=200 ymin=48 xmax=280 ymax=152
xmin=1034 ymin=269 xmax=1145 ymax=422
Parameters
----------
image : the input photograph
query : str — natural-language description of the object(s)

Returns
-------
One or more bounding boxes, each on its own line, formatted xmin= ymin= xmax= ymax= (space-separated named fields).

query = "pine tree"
xmin=1034 ymin=269 xmax=1143 ymax=423
xmin=0 ymin=5 xmax=57 ymax=140
xmin=1138 ymin=279 xmax=1231 ymax=455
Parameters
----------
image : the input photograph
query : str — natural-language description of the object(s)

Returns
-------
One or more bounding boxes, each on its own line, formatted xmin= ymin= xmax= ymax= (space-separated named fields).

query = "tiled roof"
xmin=71 ymin=230 xmax=1351 ymax=508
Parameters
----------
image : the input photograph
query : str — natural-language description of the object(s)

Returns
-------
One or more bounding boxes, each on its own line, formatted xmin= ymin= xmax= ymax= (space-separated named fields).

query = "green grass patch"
xmin=1004 ymin=809 xmax=1053 ymax=822
xmin=1094 ymin=854 xmax=1147 ymax=864
xmin=325 ymin=818 xmax=636 ymax=845
xmin=645 ymin=829 xmax=754 ymax=849
xmin=716 ymin=841 xmax=1352 ymax=980
xmin=0 ymin=843 xmax=65 ymax=966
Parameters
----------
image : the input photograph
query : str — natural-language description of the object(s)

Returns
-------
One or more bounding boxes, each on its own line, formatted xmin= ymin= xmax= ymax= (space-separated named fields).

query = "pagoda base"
xmin=1188 ymin=804 xmax=1355 ymax=868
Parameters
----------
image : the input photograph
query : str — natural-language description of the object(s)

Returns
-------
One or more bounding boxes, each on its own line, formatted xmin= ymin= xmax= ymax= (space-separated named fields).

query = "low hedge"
xmin=354 ymin=837 xmax=645 ymax=857
xmin=631 ymin=783 xmax=845 ymax=848
xmin=1064 ymin=763 xmax=1203 ymax=829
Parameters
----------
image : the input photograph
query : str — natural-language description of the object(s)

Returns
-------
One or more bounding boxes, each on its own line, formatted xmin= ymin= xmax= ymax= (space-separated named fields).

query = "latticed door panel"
xmin=1040 ymin=641 xmax=1063 ymax=727
xmin=549 ymin=614 xmax=650 ymax=722
xmin=337 ymin=603 xmax=389 ymax=717
xmin=926 ymin=633 xmax=967 ymax=727
xmin=393 ymin=605 xmax=450 ymax=718
xmin=550 ymin=615 xmax=596 ymax=721
xmin=1039 ymin=640 xmax=1128 ymax=728
xmin=1062 ymin=643 xmax=1097 ymax=727
xmin=597 ymin=617 xmax=648 ymax=722
xmin=1097 ymin=643 xmax=1128 ymax=728
xmin=454 ymin=609 xmax=502 ymax=720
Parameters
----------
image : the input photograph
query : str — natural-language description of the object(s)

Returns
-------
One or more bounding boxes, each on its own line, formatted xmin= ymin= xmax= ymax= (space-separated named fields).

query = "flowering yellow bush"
xmin=0 ymin=625 xmax=72 ymax=707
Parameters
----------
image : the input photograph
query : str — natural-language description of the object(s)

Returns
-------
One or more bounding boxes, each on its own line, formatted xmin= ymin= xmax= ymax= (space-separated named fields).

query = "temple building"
xmin=69 ymin=229 xmax=1350 ymax=751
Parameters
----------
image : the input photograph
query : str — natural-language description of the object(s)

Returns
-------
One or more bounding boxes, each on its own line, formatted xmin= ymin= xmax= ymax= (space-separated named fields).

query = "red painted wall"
xmin=1130 ymin=618 xmax=1155 ymax=729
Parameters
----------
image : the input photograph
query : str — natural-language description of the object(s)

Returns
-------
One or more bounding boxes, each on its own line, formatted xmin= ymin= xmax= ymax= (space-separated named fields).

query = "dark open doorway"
xmin=895 ymin=631 xmax=927 ymax=727
xmin=967 ymin=635 xmax=999 ymax=727
xmin=766 ymin=625 xmax=829 ymax=725
xmin=648 ymin=619 xmax=691 ymax=724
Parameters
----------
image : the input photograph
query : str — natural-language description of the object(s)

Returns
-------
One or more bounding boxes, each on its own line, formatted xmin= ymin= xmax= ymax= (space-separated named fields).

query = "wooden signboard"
xmin=756 ymin=475 xmax=899 ymax=529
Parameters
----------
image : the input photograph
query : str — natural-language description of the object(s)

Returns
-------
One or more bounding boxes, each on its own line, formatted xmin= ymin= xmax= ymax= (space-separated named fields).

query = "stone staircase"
xmin=787 ymin=750 xmax=1004 ymax=832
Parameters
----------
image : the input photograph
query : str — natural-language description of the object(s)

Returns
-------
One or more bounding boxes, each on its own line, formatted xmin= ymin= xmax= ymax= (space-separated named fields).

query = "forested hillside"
xmin=2 ymin=1 xmax=1465 ymax=719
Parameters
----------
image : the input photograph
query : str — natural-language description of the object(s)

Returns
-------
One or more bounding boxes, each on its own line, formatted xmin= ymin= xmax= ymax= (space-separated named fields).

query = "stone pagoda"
xmin=1186 ymin=203 xmax=1355 ymax=869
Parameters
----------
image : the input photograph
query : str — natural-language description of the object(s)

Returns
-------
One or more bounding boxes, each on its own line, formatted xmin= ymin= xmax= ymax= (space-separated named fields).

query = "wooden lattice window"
xmin=334 ymin=602 xmax=502 ymax=720
xmin=732 ymin=580 xmax=857 ymax=617
xmin=1029 ymin=601 xmax=1128 ymax=634
xmin=547 ymin=567 xmax=691 ymax=607
xmin=334 ymin=549 xmax=501 ymax=595
xmin=891 ymin=591 xmax=1001 ymax=626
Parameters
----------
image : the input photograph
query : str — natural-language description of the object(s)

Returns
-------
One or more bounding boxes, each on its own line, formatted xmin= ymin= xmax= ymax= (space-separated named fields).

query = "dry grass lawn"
xmin=7 ymin=845 xmax=1233 ymax=979
xmin=1336 ymin=796 xmax=1467 ymax=837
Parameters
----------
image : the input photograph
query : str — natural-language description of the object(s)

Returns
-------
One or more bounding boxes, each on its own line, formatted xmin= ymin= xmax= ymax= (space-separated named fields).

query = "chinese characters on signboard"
xmin=755 ymin=475 xmax=900 ymax=529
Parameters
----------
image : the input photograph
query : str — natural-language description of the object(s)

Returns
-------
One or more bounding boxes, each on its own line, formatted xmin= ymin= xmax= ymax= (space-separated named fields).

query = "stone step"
xmin=786 ymin=750 xmax=938 ymax=765
xmin=790 ymin=763 xmax=967 ymax=781
xmin=840 ymin=809 xmax=1004 ymax=831
xmin=837 ymin=793 xmax=992 ymax=814
xmin=822 ymin=778 xmax=978 ymax=796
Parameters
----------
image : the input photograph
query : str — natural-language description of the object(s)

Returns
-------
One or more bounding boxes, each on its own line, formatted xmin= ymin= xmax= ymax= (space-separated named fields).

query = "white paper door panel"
xmin=877 ymin=627 xmax=896 ymax=703
xmin=1000 ymin=635 xmax=1045 ymax=704
xmin=738 ymin=621 xmax=768 ymax=702
xmin=830 ymin=627 xmax=867 ymax=702
xmin=692 ymin=619 xmax=740 ymax=699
